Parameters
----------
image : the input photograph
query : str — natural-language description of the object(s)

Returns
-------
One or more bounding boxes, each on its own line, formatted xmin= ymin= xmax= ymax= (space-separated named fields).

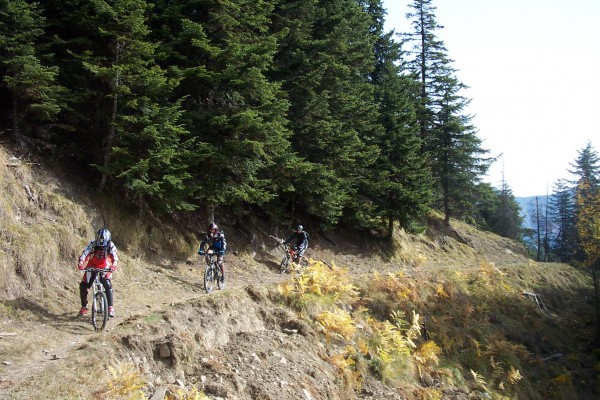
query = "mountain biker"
xmin=77 ymin=228 xmax=118 ymax=318
xmin=282 ymin=225 xmax=309 ymax=266
xmin=198 ymin=222 xmax=227 ymax=283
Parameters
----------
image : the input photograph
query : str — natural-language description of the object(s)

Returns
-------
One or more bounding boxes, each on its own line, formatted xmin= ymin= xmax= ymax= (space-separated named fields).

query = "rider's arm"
xmin=301 ymin=232 xmax=309 ymax=246
xmin=108 ymin=242 xmax=118 ymax=271
xmin=198 ymin=236 xmax=207 ymax=254
xmin=78 ymin=241 xmax=94 ymax=268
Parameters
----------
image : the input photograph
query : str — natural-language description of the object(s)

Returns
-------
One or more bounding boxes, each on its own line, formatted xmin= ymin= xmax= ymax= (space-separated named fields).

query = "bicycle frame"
xmin=203 ymin=250 xmax=224 ymax=293
xmin=85 ymin=268 xmax=109 ymax=331
xmin=279 ymin=243 xmax=306 ymax=273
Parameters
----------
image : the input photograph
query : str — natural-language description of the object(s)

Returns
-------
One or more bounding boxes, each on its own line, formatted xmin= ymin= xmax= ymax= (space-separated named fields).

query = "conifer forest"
xmin=1 ymin=0 xmax=599 ymax=270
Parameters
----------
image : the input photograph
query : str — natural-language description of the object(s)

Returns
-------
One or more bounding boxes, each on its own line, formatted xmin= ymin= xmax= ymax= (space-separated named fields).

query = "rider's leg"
xmin=79 ymin=281 xmax=89 ymax=307
xmin=218 ymin=254 xmax=225 ymax=281
xmin=100 ymin=277 xmax=114 ymax=307
xmin=297 ymin=245 xmax=307 ymax=265
xmin=100 ymin=277 xmax=115 ymax=317
xmin=79 ymin=273 xmax=93 ymax=307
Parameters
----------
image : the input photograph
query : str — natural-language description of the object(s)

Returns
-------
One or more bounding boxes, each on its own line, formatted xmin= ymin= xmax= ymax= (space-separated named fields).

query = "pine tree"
xmin=549 ymin=179 xmax=577 ymax=261
xmin=0 ymin=0 xmax=65 ymax=139
xmin=155 ymin=0 xmax=296 ymax=216
xmin=492 ymin=179 xmax=522 ymax=240
xmin=61 ymin=0 xmax=194 ymax=212
xmin=569 ymin=141 xmax=600 ymax=193
xmin=363 ymin=0 xmax=433 ymax=236
xmin=569 ymin=141 xmax=600 ymax=261
xmin=272 ymin=0 xmax=380 ymax=228
xmin=402 ymin=0 xmax=491 ymax=226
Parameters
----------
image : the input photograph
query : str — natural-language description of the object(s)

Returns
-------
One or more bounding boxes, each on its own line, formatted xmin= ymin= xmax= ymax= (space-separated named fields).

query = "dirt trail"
xmin=0 ymin=247 xmax=296 ymax=399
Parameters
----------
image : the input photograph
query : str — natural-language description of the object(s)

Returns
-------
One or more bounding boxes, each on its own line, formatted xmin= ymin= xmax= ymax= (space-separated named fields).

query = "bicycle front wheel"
xmin=204 ymin=265 xmax=215 ymax=294
xmin=92 ymin=290 xmax=108 ymax=331
xmin=217 ymin=265 xmax=225 ymax=290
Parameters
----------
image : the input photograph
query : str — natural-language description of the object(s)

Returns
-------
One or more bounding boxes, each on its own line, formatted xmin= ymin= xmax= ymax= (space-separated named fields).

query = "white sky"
xmin=382 ymin=0 xmax=600 ymax=197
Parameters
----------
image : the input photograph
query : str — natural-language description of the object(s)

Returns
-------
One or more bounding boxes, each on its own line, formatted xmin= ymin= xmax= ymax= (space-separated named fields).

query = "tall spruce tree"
xmin=363 ymin=0 xmax=432 ymax=236
xmin=272 ymin=0 xmax=380 ymax=228
xmin=403 ymin=0 xmax=491 ymax=226
xmin=549 ymin=178 xmax=577 ymax=261
xmin=155 ymin=0 xmax=296 ymax=218
xmin=569 ymin=141 xmax=600 ymax=193
xmin=0 ymin=0 xmax=64 ymax=139
xmin=491 ymin=179 xmax=522 ymax=240
xmin=63 ymin=0 xmax=194 ymax=212
xmin=569 ymin=141 xmax=600 ymax=261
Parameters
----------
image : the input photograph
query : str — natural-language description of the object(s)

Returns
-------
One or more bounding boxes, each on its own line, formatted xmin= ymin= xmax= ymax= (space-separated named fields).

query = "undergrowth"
xmin=274 ymin=259 xmax=569 ymax=399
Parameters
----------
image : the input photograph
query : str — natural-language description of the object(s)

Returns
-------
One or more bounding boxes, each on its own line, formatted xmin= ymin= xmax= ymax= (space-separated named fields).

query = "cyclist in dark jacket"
xmin=198 ymin=222 xmax=227 ymax=282
xmin=283 ymin=225 xmax=309 ymax=265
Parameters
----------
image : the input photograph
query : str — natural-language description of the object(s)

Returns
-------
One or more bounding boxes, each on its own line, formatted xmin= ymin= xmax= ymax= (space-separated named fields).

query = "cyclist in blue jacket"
xmin=198 ymin=222 xmax=227 ymax=282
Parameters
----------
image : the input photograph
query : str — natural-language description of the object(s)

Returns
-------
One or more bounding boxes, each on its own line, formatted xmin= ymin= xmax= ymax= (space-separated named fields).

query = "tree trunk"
xmin=594 ymin=263 xmax=600 ymax=348
xmin=99 ymin=43 xmax=121 ymax=192
xmin=99 ymin=89 xmax=118 ymax=191
xmin=536 ymin=197 xmax=542 ymax=261
xmin=207 ymin=204 xmax=215 ymax=227
xmin=11 ymin=96 xmax=19 ymax=139
xmin=443 ymin=185 xmax=451 ymax=227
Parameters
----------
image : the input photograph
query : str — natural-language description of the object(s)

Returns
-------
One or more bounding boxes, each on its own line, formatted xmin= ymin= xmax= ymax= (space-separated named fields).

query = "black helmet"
xmin=208 ymin=222 xmax=218 ymax=233
xmin=296 ymin=225 xmax=303 ymax=231
xmin=95 ymin=228 xmax=111 ymax=247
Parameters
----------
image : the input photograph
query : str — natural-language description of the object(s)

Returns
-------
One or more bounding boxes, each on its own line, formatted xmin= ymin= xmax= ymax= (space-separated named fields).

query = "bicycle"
xmin=278 ymin=242 xmax=308 ymax=274
xmin=84 ymin=267 xmax=110 ymax=331
xmin=203 ymin=249 xmax=225 ymax=294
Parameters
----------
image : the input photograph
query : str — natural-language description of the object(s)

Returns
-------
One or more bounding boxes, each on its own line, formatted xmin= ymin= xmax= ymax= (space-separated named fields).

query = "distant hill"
xmin=516 ymin=196 xmax=539 ymax=230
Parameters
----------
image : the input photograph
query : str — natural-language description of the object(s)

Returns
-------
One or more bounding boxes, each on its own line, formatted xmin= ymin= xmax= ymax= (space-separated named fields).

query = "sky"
xmin=382 ymin=0 xmax=600 ymax=197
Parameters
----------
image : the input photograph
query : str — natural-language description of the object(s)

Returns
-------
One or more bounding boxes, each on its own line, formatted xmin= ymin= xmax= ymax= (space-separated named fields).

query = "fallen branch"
xmin=522 ymin=290 xmax=552 ymax=317
xmin=542 ymin=353 xmax=562 ymax=361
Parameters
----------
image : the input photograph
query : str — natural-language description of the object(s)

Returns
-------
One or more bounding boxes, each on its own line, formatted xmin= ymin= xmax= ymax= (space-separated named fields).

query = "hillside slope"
xmin=0 ymin=144 xmax=597 ymax=400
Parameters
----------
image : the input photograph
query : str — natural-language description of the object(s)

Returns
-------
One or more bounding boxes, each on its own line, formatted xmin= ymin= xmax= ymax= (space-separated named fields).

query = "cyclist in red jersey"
xmin=77 ymin=228 xmax=118 ymax=318
xmin=198 ymin=222 xmax=227 ymax=283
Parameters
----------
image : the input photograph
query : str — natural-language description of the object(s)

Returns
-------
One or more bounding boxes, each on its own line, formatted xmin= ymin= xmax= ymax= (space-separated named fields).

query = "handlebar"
xmin=83 ymin=267 xmax=111 ymax=273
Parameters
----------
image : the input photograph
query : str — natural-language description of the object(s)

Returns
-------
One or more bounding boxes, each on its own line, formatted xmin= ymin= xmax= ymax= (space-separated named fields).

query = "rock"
xmin=159 ymin=343 xmax=171 ymax=358
xmin=150 ymin=387 xmax=167 ymax=400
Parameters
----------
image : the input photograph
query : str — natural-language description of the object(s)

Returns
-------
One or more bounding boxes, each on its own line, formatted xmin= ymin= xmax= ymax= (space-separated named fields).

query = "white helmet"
xmin=95 ymin=228 xmax=111 ymax=247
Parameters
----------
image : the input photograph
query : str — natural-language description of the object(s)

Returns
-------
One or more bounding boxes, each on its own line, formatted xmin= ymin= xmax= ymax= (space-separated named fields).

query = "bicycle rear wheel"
xmin=300 ymin=257 xmax=309 ymax=269
xmin=204 ymin=265 xmax=215 ymax=294
xmin=92 ymin=290 xmax=108 ymax=331
xmin=279 ymin=254 xmax=290 ymax=273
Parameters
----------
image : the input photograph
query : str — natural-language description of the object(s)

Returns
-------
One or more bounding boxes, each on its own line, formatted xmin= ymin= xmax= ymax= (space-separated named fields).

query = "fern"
xmin=316 ymin=309 xmax=356 ymax=341
xmin=507 ymin=366 xmax=523 ymax=384
xmin=470 ymin=369 xmax=489 ymax=395
xmin=100 ymin=361 xmax=145 ymax=399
